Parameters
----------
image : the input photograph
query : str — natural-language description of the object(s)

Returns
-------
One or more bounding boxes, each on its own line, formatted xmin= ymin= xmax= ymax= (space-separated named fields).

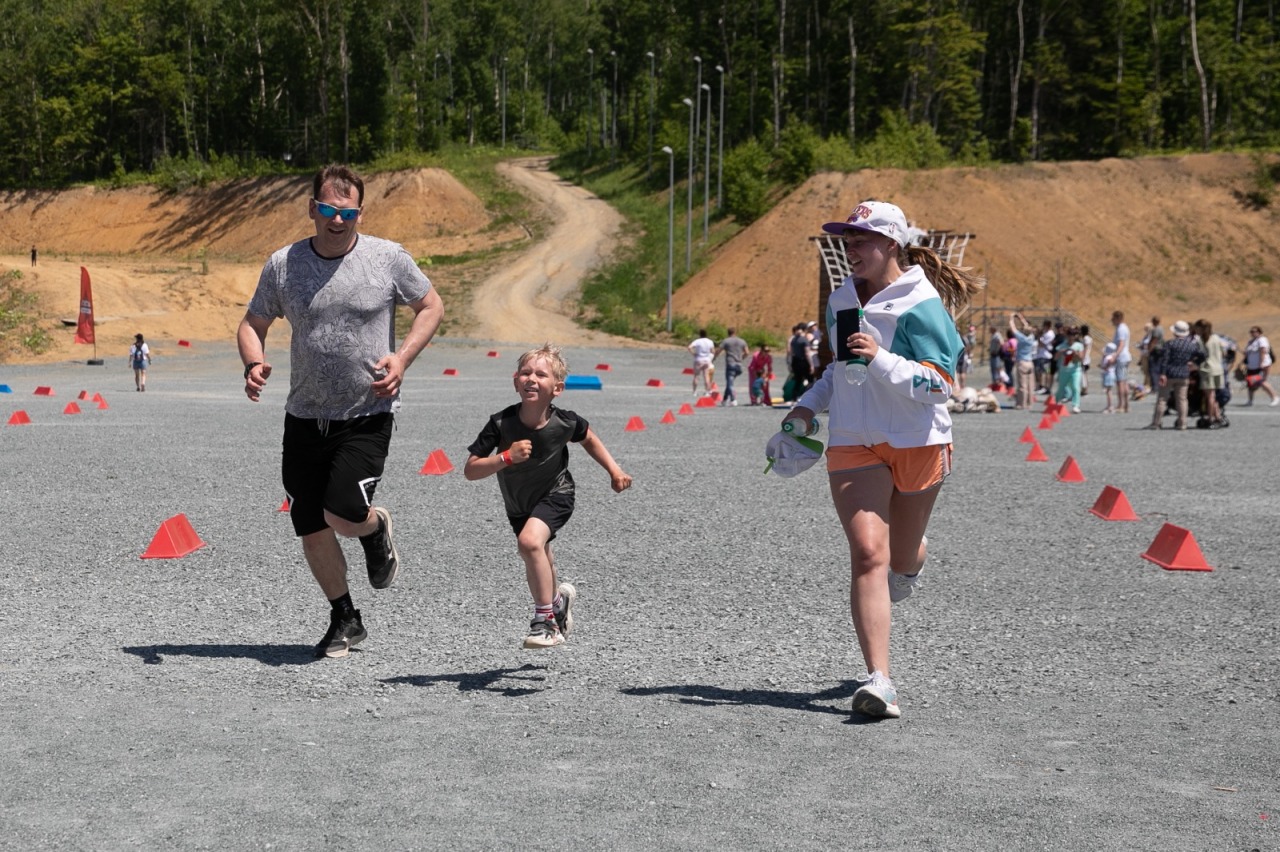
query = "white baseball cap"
xmin=821 ymin=201 xmax=911 ymax=248
xmin=764 ymin=431 xmax=823 ymax=478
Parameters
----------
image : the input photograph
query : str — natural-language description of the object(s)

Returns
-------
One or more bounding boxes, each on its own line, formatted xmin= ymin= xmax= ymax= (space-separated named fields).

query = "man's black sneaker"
xmin=315 ymin=609 xmax=367 ymax=658
xmin=361 ymin=507 xmax=400 ymax=589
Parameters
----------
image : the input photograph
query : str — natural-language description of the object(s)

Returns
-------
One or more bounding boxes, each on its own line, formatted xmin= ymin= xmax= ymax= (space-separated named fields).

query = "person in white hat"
xmin=782 ymin=200 xmax=984 ymax=720
xmin=1146 ymin=320 xmax=1203 ymax=430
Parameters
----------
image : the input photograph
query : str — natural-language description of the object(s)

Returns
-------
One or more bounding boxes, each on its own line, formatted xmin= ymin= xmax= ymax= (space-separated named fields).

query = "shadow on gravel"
xmin=621 ymin=681 xmax=860 ymax=716
xmin=123 ymin=644 xmax=314 ymax=667
xmin=383 ymin=664 xmax=548 ymax=697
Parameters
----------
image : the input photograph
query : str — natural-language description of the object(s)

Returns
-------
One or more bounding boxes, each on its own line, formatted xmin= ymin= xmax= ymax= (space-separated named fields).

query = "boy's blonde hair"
xmin=517 ymin=343 xmax=568 ymax=383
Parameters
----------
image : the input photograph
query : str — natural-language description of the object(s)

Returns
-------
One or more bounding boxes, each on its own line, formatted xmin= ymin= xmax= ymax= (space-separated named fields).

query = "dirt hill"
xmin=2 ymin=153 xmax=1278 ymax=365
xmin=0 ymin=169 xmax=526 ymax=364
xmin=676 ymin=152 xmax=1280 ymax=342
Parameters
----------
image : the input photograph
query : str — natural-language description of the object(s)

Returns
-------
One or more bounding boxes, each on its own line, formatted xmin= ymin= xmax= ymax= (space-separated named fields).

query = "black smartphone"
xmin=835 ymin=308 xmax=860 ymax=361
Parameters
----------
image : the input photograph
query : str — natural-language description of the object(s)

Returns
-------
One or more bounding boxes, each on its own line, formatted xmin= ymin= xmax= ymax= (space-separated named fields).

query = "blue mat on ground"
xmin=563 ymin=375 xmax=603 ymax=390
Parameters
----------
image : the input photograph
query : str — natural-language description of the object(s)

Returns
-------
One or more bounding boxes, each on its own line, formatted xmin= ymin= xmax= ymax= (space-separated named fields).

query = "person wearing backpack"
xmin=128 ymin=333 xmax=151 ymax=392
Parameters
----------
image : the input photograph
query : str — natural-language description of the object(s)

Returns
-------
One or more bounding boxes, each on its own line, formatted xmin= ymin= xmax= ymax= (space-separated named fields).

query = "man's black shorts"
xmin=282 ymin=412 xmax=393 ymax=537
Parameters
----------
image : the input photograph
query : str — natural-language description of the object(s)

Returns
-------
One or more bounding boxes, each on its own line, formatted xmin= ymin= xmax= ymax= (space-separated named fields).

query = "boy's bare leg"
xmin=517 ymin=518 xmax=557 ymax=607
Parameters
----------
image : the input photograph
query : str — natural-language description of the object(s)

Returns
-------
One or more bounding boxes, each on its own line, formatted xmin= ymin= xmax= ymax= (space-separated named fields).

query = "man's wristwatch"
xmin=244 ymin=361 xmax=263 ymax=379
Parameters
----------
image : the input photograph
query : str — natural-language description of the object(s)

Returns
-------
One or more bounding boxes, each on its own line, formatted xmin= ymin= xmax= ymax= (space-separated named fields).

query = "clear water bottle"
xmin=783 ymin=417 xmax=821 ymax=437
xmin=844 ymin=359 xmax=868 ymax=385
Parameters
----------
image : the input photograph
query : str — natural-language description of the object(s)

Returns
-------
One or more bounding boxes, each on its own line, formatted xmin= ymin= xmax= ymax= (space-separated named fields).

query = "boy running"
xmin=464 ymin=344 xmax=633 ymax=649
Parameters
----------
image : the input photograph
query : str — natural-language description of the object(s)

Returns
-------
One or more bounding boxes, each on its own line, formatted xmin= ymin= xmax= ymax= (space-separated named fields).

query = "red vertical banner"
xmin=74 ymin=266 xmax=95 ymax=345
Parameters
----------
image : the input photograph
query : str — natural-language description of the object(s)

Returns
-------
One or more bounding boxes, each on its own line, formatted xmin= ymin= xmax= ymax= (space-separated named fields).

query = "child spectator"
xmin=1100 ymin=341 xmax=1118 ymax=413
xmin=748 ymin=343 xmax=774 ymax=406
xmin=464 ymin=344 xmax=632 ymax=649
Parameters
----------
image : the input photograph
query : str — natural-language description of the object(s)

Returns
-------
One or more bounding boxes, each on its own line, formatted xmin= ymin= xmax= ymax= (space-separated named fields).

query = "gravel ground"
xmin=2 ymin=341 xmax=1277 ymax=851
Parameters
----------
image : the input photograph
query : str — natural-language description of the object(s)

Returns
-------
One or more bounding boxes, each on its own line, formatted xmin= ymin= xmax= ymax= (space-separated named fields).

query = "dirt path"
xmin=472 ymin=158 xmax=664 ymax=349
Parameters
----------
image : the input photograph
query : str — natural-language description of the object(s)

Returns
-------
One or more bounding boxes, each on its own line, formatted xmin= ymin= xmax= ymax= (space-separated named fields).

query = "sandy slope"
xmin=675 ymin=152 xmax=1280 ymax=341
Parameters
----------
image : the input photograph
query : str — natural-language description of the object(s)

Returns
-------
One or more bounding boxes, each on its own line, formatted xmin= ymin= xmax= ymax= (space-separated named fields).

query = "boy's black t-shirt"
xmin=468 ymin=404 xmax=590 ymax=517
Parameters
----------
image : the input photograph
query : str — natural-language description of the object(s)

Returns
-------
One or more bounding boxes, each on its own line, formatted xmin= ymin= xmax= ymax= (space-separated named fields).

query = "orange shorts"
xmin=826 ymin=443 xmax=952 ymax=494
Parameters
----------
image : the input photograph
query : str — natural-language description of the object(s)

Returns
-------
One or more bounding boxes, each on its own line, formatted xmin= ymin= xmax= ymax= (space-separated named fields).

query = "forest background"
xmin=3 ymin=0 xmax=1277 ymax=189
xmin=2 ymin=0 xmax=1280 ymax=361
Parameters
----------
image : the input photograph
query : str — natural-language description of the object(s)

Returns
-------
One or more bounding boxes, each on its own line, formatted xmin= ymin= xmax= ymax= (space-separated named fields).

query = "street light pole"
xmin=609 ymin=49 xmax=619 ymax=163
xmin=682 ymin=97 xmax=694 ymax=272
xmin=501 ymin=56 xmax=508 ymax=148
xmin=646 ymin=51 xmax=655 ymax=176
xmin=586 ymin=48 xmax=594 ymax=159
xmin=662 ymin=145 xmax=675 ymax=332
xmin=693 ymin=56 xmax=702 ymax=170
xmin=716 ymin=64 xmax=725 ymax=208
xmin=702 ymin=82 xmax=711 ymax=243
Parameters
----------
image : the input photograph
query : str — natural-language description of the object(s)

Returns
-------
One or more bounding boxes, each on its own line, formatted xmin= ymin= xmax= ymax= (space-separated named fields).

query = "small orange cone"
xmin=420 ymin=449 xmax=454 ymax=475
xmin=96 ymin=398 xmax=109 ymax=410
xmin=595 ymin=363 xmax=612 ymax=371
xmin=1141 ymin=523 xmax=1213 ymax=571
xmin=646 ymin=378 xmax=664 ymax=387
xmin=487 ymin=351 xmax=499 ymax=357
xmin=1025 ymin=440 xmax=1049 ymax=462
xmin=78 ymin=390 xmax=90 ymax=400
xmin=1089 ymin=485 xmax=1140 ymax=521
xmin=682 ymin=367 xmax=694 ymax=375
xmin=1055 ymin=455 xmax=1085 ymax=482
xmin=1037 ymin=415 xmax=1055 ymax=430
xmin=91 ymin=392 xmax=104 ymax=403
xmin=178 ymin=340 xmax=191 ymax=347
xmin=7 ymin=410 xmax=31 ymax=426
xmin=695 ymin=396 xmax=716 ymax=408
xmin=442 ymin=368 xmax=458 ymax=376
xmin=1018 ymin=426 xmax=1035 ymax=443
xmin=63 ymin=402 xmax=82 ymax=415
xmin=34 ymin=386 xmax=54 ymax=396
xmin=624 ymin=416 xmax=646 ymax=431
xmin=678 ymin=403 xmax=695 ymax=415
xmin=660 ymin=409 xmax=677 ymax=424
xmin=140 ymin=513 xmax=207 ymax=559
xmin=278 ymin=497 xmax=291 ymax=512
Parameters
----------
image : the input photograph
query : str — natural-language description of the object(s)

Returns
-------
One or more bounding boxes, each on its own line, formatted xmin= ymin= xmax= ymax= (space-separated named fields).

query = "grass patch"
xmin=0 ymin=270 xmax=53 ymax=360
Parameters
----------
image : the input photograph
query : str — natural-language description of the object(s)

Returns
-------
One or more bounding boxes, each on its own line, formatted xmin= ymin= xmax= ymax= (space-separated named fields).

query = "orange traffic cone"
xmin=1055 ymin=456 xmax=1086 ymax=482
xmin=442 ymin=368 xmax=459 ymax=376
xmin=660 ymin=410 xmax=677 ymax=424
xmin=420 ymin=449 xmax=454 ymax=475
xmin=678 ymin=403 xmax=695 ymax=415
xmin=63 ymin=402 xmax=81 ymax=415
xmin=141 ymin=513 xmax=207 ymax=559
xmin=278 ymin=497 xmax=291 ymax=512
xmin=7 ymin=410 xmax=31 ymax=426
xmin=1025 ymin=440 xmax=1049 ymax=462
xmin=1037 ymin=415 xmax=1055 ymax=430
xmin=1089 ymin=485 xmax=1139 ymax=521
xmin=1019 ymin=426 xmax=1035 ymax=444
xmin=646 ymin=379 xmax=664 ymax=387
xmin=1141 ymin=523 xmax=1213 ymax=571
xmin=595 ymin=363 xmax=612 ymax=371
xmin=624 ymin=416 xmax=646 ymax=431
xmin=487 ymin=351 xmax=499 ymax=357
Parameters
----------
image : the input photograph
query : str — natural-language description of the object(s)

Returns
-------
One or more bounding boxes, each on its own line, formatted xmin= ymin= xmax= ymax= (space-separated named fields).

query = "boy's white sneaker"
xmin=522 ymin=617 xmax=564 ymax=649
xmin=554 ymin=583 xmax=576 ymax=638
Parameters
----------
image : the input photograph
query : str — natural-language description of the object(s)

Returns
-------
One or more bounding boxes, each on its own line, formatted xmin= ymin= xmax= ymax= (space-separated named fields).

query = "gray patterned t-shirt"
xmin=249 ymin=234 xmax=432 ymax=420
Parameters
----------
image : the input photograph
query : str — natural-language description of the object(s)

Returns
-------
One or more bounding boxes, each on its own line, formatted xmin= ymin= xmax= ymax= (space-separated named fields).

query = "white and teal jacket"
xmin=796 ymin=267 xmax=963 ymax=449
